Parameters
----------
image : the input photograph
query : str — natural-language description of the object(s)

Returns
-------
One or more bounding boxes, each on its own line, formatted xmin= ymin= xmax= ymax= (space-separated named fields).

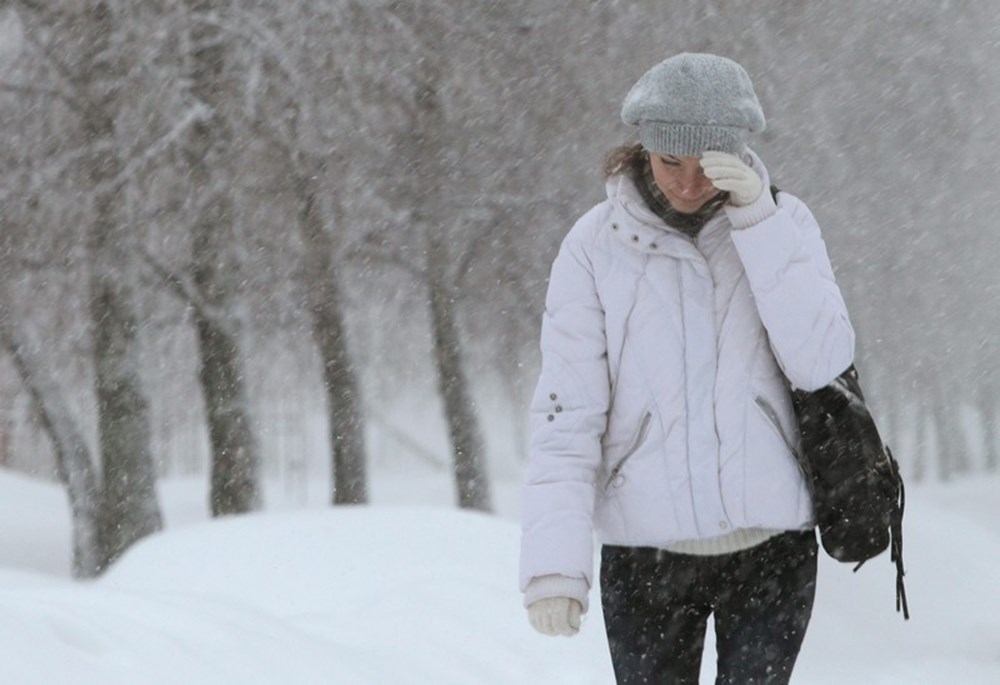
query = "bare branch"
xmin=366 ymin=412 xmax=448 ymax=470
xmin=14 ymin=9 xmax=90 ymax=110
xmin=139 ymin=248 xmax=198 ymax=305
xmin=96 ymin=102 xmax=210 ymax=196
xmin=138 ymin=247 xmax=229 ymax=330
xmin=12 ymin=0 xmax=47 ymax=14
xmin=344 ymin=241 xmax=427 ymax=282
xmin=453 ymin=217 xmax=499 ymax=291
xmin=0 ymin=80 xmax=74 ymax=104
xmin=188 ymin=10 xmax=308 ymax=101
xmin=14 ymin=254 xmax=53 ymax=270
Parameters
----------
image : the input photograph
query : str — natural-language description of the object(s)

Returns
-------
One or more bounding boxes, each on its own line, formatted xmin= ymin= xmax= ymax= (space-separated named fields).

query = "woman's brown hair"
xmin=603 ymin=142 xmax=646 ymax=178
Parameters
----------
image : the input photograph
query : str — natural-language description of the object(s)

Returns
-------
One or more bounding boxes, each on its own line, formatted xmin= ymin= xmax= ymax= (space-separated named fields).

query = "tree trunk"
xmin=89 ymin=237 xmax=164 ymax=564
xmin=980 ymin=383 xmax=997 ymax=472
xmin=930 ymin=374 xmax=968 ymax=481
xmin=427 ymin=278 xmax=492 ymax=512
xmin=298 ymin=177 xmax=368 ymax=505
xmin=0 ymin=324 xmax=103 ymax=577
xmin=188 ymin=180 xmax=262 ymax=515
xmin=84 ymin=1 xmax=162 ymax=567
xmin=193 ymin=308 xmax=263 ymax=516
xmin=912 ymin=401 xmax=927 ymax=483
xmin=185 ymin=0 xmax=262 ymax=515
xmin=389 ymin=39 xmax=492 ymax=511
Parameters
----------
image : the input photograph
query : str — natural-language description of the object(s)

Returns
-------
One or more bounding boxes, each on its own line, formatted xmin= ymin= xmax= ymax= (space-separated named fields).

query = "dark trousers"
xmin=600 ymin=530 xmax=818 ymax=685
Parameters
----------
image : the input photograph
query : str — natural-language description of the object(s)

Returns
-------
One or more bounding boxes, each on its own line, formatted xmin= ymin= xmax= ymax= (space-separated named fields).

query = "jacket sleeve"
xmin=727 ymin=192 xmax=855 ymax=391
xmin=519 ymin=229 xmax=610 ymax=599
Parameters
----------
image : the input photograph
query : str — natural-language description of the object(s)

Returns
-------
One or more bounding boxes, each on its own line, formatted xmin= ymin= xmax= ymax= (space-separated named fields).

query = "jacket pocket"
xmin=753 ymin=395 xmax=806 ymax=477
xmin=605 ymin=411 xmax=653 ymax=491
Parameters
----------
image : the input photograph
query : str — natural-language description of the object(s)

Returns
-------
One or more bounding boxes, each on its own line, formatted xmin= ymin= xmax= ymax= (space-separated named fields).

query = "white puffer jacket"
xmin=519 ymin=150 xmax=854 ymax=600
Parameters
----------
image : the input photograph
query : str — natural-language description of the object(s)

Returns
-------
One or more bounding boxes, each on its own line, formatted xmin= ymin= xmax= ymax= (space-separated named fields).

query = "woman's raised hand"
xmin=700 ymin=151 xmax=763 ymax=207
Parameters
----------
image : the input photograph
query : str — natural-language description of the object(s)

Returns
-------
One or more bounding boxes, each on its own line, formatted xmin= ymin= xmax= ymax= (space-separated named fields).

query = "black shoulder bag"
xmin=790 ymin=366 xmax=908 ymax=619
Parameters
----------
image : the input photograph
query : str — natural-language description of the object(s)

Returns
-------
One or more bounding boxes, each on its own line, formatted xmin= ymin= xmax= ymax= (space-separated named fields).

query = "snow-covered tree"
xmin=0 ymin=0 xmax=169 ymax=570
xmin=172 ymin=0 xmax=264 ymax=515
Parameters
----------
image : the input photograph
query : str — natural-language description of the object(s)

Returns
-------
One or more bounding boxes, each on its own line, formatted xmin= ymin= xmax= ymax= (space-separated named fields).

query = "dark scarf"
xmin=629 ymin=155 xmax=727 ymax=239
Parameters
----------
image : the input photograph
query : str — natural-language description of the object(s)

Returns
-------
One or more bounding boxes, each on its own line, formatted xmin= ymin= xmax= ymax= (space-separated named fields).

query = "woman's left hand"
xmin=700 ymin=151 xmax=763 ymax=207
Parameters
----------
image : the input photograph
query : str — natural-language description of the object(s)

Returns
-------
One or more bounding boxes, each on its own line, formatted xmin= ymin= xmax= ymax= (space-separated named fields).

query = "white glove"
xmin=700 ymin=151 xmax=763 ymax=206
xmin=527 ymin=596 xmax=583 ymax=637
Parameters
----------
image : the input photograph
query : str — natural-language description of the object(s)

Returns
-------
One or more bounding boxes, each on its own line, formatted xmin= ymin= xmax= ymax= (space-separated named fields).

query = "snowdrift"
xmin=1 ymin=471 xmax=999 ymax=683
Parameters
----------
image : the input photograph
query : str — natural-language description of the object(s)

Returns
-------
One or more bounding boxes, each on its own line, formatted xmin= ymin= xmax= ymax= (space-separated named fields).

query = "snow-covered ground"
xmin=1 ymin=467 xmax=998 ymax=684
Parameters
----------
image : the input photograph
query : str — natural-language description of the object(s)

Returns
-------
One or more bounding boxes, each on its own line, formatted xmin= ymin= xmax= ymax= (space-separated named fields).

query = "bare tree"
xmin=0 ymin=169 xmax=102 ymax=576
xmin=176 ymin=0 xmax=263 ymax=515
xmin=0 ymin=318 xmax=102 ymax=577
xmin=354 ymin=1 xmax=517 ymax=512
xmin=232 ymin=1 xmax=373 ymax=504
xmin=297 ymin=167 xmax=369 ymax=505
xmin=3 ymin=1 xmax=166 ymax=566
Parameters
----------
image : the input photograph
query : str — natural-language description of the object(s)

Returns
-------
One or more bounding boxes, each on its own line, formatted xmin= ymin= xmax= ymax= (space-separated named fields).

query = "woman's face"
xmin=649 ymin=153 xmax=719 ymax=214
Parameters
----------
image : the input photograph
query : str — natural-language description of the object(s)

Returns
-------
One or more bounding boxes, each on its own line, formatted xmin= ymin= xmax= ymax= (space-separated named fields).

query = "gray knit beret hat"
xmin=621 ymin=52 xmax=765 ymax=156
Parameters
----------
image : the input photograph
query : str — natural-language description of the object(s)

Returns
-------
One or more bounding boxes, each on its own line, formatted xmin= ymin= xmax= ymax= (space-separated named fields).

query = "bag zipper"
xmin=605 ymin=411 xmax=653 ymax=490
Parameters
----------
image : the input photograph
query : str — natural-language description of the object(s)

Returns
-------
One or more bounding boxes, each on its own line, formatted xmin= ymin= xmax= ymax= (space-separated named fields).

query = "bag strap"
xmin=852 ymin=447 xmax=908 ymax=619
xmin=888 ymin=448 xmax=909 ymax=618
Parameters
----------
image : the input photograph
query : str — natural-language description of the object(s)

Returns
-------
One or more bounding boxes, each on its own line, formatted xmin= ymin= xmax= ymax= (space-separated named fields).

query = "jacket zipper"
xmin=754 ymin=395 xmax=807 ymax=477
xmin=605 ymin=411 xmax=653 ymax=490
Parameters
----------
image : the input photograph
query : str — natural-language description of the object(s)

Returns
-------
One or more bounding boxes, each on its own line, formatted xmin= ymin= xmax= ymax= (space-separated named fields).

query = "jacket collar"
xmin=603 ymin=148 xmax=771 ymax=256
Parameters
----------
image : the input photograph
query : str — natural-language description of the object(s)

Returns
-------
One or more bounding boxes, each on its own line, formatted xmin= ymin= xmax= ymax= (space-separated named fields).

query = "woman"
xmin=519 ymin=52 xmax=855 ymax=683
